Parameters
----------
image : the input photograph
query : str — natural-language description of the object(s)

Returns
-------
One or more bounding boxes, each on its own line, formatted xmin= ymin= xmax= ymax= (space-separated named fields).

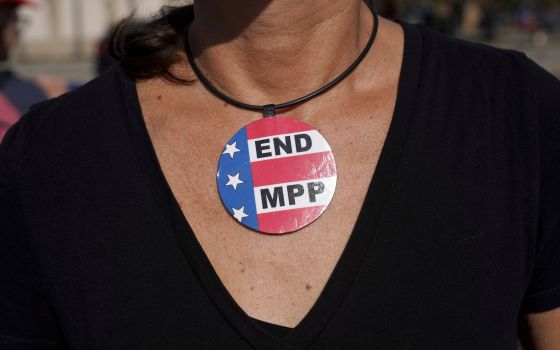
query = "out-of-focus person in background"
xmin=460 ymin=0 xmax=483 ymax=39
xmin=0 ymin=0 xmax=46 ymax=140
xmin=479 ymin=0 xmax=496 ymax=41
xmin=427 ymin=0 xmax=455 ymax=35
xmin=96 ymin=28 xmax=118 ymax=76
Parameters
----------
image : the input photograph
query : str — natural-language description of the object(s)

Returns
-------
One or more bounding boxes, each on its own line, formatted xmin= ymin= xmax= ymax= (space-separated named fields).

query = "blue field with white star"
xmin=217 ymin=127 xmax=259 ymax=231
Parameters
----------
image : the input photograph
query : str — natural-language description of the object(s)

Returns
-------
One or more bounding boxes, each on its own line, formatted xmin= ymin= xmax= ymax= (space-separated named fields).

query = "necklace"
xmin=183 ymin=8 xmax=379 ymax=235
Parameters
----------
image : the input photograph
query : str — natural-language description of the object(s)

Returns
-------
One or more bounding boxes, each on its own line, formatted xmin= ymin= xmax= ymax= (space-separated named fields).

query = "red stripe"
xmin=257 ymin=206 xmax=326 ymax=234
xmin=246 ymin=116 xmax=314 ymax=140
xmin=250 ymin=151 xmax=336 ymax=187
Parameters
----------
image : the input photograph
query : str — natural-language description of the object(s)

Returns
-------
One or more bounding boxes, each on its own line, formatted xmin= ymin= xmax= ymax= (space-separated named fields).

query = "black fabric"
xmin=251 ymin=318 xmax=293 ymax=339
xmin=1 ymin=21 xmax=559 ymax=350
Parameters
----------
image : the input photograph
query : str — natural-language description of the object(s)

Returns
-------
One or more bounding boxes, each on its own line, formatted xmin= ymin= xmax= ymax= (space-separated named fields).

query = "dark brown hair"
xmin=0 ymin=4 xmax=19 ymax=61
xmin=109 ymin=5 xmax=194 ymax=84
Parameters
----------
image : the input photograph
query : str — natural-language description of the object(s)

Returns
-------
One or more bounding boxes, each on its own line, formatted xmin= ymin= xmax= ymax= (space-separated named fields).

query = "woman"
xmin=1 ymin=1 xmax=559 ymax=348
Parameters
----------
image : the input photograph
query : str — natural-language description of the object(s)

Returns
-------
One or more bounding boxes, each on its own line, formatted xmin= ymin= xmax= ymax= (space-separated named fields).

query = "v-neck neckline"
xmin=120 ymin=20 xmax=422 ymax=350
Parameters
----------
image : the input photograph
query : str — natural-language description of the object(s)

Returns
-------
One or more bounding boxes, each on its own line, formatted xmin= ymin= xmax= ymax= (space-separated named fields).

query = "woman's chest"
xmin=143 ymin=101 xmax=393 ymax=326
xmin=34 ymin=113 xmax=532 ymax=348
xmin=28 ymin=88 xmax=535 ymax=348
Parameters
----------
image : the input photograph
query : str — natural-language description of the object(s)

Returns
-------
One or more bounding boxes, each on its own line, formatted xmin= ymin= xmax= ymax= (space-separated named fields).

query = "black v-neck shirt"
xmin=1 ymin=22 xmax=560 ymax=350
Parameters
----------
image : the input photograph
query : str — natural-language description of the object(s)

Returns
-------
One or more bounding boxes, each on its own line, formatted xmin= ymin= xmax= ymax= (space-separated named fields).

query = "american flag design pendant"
xmin=217 ymin=116 xmax=338 ymax=235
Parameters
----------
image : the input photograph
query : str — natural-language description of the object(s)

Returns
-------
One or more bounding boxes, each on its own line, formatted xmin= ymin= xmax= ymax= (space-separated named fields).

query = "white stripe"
xmin=254 ymin=176 xmax=337 ymax=214
xmin=248 ymin=130 xmax=332 ymax=163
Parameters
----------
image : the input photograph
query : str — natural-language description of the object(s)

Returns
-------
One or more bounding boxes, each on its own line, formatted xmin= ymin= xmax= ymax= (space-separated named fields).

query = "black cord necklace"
xmin=188 ymin=8 xmax=380 ymax=235
xmin=183 ymin=8 xmax=379 ymax=118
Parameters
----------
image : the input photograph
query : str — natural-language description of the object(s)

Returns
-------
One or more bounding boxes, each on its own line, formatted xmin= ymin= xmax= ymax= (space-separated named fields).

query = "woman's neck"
xmin=188 ymin=0 xmax=374 ymax=105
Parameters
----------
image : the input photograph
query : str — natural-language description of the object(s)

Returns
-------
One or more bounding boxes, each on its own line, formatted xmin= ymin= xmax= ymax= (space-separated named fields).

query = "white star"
xmin=226 ymin=172 xmax=244 ymax=191
xmin=232 ymin=206 xmax=249 ymax=223
xmin=223 ymin=141 xmax=241 ymax=159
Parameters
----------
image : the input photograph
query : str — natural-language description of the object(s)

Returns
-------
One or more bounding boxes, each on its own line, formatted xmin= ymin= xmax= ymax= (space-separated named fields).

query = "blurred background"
xmin=13 ymin=0 xmax=183 ymax=84
xmin=12 ymin=0 xmax=560 ymax=83
xmin=373 ymin=0 xmax=560 ymax=76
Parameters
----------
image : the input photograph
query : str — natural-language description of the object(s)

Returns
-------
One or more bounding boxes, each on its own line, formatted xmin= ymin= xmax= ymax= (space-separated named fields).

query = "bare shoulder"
xmin=379 ymin=15 xmax=404 ymax=41
xmin=378 ymin=16 xmax=404 ymax=54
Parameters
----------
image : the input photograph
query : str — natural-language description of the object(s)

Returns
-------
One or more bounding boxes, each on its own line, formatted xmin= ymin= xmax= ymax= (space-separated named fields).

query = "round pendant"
xmin=217 ymin=116 xmax=338 ymax=235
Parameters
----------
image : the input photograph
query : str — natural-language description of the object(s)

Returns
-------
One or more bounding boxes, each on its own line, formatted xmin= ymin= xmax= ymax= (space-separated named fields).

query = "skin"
xmin=136 ymin=0 xmax=560 ymax=345
xmin=520 ymin=310 xmax=560 ymax=349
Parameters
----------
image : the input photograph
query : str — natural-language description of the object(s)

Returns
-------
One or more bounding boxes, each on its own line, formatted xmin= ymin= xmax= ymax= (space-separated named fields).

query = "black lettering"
xmin=287 ymin=184 xmax=305 ymax=205
xmin=261 ymin=187 xmax=285 ymax=209
xmin=255 ymin=139 xmax=272 ymax=158
xmin=307 ymin=182 xmax=325 ymax=203
xmin=295 ymin=134 xmax=312 ymax=152
xmin=273 ymin=136 xmax=293 ymax=155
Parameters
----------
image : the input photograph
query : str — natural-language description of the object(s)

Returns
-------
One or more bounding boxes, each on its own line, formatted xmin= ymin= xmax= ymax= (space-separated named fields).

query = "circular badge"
xmin=217 ymin=116 xmax=337 ymax=235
